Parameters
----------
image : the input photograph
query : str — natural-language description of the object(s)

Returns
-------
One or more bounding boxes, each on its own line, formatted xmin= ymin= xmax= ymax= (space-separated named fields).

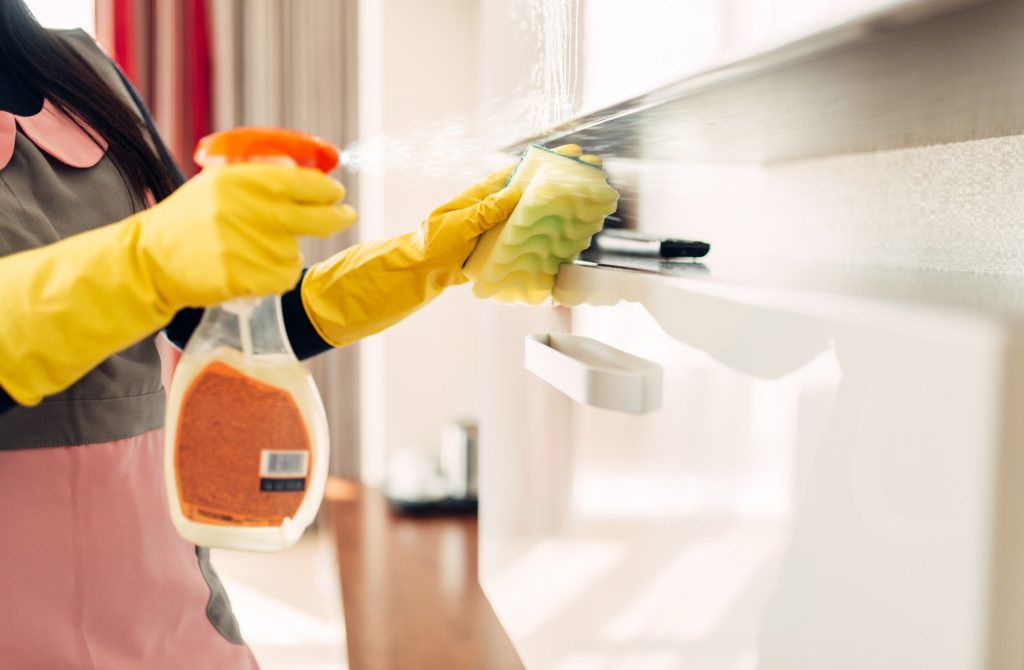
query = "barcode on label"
xmin=260 ymin=450 xmax=309 ymax=477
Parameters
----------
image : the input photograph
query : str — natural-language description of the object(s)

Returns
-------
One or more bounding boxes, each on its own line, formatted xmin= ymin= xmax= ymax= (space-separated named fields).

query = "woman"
xmin=0 ymin=3 xmax=590 ymax=667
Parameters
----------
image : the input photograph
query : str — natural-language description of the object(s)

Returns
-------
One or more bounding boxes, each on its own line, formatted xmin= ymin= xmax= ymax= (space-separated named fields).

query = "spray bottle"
xmin=164 ymin=128 xmax=337 ymax=552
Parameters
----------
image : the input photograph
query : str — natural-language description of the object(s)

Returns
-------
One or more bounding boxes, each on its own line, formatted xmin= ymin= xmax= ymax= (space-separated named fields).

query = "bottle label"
xmin=174 ymin=361 xmax=312 ymax=527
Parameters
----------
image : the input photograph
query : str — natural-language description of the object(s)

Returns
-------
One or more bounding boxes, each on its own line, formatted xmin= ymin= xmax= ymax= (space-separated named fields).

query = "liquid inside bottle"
xmin=164 ymin=295 xmax=330 ymax=552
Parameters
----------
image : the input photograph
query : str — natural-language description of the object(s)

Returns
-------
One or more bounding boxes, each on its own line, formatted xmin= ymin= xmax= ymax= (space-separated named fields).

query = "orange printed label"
xmin=174 ymin=361 xmax=311 ymax=527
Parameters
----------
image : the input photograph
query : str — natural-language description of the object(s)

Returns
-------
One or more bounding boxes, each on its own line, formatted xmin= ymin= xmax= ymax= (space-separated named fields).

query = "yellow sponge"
xmin=463 ymin=145 xmax=619 ymax=305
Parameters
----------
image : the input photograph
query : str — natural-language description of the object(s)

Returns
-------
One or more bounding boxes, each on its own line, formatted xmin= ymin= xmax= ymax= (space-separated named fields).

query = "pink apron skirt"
xmin=0 ymin=430 xmax=259 ymax=669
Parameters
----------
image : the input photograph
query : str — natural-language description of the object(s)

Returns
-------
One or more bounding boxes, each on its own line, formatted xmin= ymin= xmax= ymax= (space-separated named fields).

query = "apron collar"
xmin=0 ymin=99 xmax=107 ymax=171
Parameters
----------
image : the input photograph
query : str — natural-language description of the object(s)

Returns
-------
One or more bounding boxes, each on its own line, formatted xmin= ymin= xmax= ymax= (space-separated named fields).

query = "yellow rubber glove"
xmin=0 ymin=163 xmax=356 ymax=406
xmin=300 ymin=145 xmax=594 ymax=348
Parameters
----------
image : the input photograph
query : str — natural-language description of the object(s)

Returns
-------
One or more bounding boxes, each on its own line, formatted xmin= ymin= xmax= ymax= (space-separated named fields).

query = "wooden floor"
xmin=326 ymin=480 xmax=525 ymax=670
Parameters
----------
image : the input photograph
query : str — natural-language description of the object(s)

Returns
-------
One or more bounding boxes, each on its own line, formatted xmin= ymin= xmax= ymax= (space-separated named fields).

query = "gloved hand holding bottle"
xmin=0 ymin=163 xmax=356 ymax=406
xmin=165 ymin=128 xmax=350 ymax=553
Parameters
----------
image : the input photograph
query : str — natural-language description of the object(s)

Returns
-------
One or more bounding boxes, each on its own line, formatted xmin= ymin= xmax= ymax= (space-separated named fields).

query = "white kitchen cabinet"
xmin=475 ymin=0 xmax=1024 ymax=667
xmin=506 ymin=0 xmax=1021 ymax=163
xmin=479 ymin=263 xmax=1024 ymax=669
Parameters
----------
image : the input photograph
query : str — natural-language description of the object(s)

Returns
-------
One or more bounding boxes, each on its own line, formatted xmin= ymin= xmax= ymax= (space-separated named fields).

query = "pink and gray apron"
xmin=0 ymin=29 xmax=259 ymax=670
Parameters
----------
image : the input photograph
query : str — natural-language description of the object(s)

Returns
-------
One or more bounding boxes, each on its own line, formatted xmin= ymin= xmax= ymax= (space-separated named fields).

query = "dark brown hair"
xmin=0 ymin=0 xmax=176 ymax=203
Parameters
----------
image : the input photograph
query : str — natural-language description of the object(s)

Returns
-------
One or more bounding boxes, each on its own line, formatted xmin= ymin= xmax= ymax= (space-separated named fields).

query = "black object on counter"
xmin=590 ymin=229 xmax=711 ymax=259
xmin=386 ymin=495 xmax=478 ymax=516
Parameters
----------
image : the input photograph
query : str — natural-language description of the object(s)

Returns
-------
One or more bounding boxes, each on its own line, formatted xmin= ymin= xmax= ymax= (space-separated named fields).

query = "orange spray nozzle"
xmin=194 ymin=127 xmax=340 ymax=174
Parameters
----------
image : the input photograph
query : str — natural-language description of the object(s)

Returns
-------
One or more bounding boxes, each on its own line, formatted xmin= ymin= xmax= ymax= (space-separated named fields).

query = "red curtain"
xmin=96 ymin=0 xmax=213 ymax=176
xmin=110 ymin=0 xmax=135 ymax=81
xmin=185 ymin=0 xmax=212 ymax=163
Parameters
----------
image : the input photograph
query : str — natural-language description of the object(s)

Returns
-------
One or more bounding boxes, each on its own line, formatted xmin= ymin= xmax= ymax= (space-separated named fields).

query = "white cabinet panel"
xmin=479 ymin=265 xmax=1020 ymax=669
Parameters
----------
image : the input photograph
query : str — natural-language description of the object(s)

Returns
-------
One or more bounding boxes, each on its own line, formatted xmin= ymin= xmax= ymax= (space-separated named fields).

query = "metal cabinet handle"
xmin=524 ymin=333 xmax=663 ymax=414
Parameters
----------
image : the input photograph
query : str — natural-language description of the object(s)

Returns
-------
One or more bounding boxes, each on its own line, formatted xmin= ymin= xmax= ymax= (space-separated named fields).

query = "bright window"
xmin=23 ymin=0 xmax=95 ymax=35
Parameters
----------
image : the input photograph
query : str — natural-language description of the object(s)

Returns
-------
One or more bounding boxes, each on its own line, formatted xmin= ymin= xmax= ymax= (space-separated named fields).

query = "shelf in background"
xmin=564 ymin=256 xmax=1024 ymax=320
xmin=557 ymin=256 xmax=1024 ymax=335
xmin=506 ymin=0 xmax=1021 ymax=163
xmin=554 ymin=258 xmax=1024 ymax=381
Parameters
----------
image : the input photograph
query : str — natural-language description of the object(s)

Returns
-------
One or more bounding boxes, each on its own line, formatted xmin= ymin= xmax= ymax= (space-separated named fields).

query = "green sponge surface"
xmin=463 ymin=145 xmax=619 ymax=305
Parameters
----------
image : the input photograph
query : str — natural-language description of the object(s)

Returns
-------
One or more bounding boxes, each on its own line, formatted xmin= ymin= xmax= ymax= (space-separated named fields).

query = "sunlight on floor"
xmin=211 ymin=529 xmax=348 ymax=670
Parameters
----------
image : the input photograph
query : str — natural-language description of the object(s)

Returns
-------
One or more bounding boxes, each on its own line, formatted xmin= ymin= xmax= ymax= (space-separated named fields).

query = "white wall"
xmin=578 ymin=0 xmax=956 ymax=114
xmin=24 ymin=0 xmax=94 ymax=32
xmin=630 ymin=133 xmax=1024 ymax=275
xmin=356 ymin=0 xmax=485 ymax=486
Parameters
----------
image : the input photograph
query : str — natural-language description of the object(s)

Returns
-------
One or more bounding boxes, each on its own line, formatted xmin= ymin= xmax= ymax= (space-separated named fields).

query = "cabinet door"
xmin=479 ymin=290 xmax=1009 ymax=670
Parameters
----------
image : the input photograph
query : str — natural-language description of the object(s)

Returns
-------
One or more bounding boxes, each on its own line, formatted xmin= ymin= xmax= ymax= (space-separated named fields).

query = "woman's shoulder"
xmin=48 ymin=28 xmax=140 ymax=116
xmin=50 ymin=28 xmax=102 ymax=55
xmin=50 ymin=29 xmax=120 ymax=83
xmin=50 ymin=27 xmax=111 ymax=67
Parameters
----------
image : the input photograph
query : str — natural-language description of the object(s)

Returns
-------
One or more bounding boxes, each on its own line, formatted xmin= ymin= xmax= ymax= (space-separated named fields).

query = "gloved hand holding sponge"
xmin=300 ymin=143 xmax=606 ymax=347
xmin=0 ymin=136 xmax=609 ymax=406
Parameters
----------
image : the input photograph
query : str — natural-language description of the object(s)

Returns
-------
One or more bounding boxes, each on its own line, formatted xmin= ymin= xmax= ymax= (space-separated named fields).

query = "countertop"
xmin=327 ymin=481 xmax=524 ymax=670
